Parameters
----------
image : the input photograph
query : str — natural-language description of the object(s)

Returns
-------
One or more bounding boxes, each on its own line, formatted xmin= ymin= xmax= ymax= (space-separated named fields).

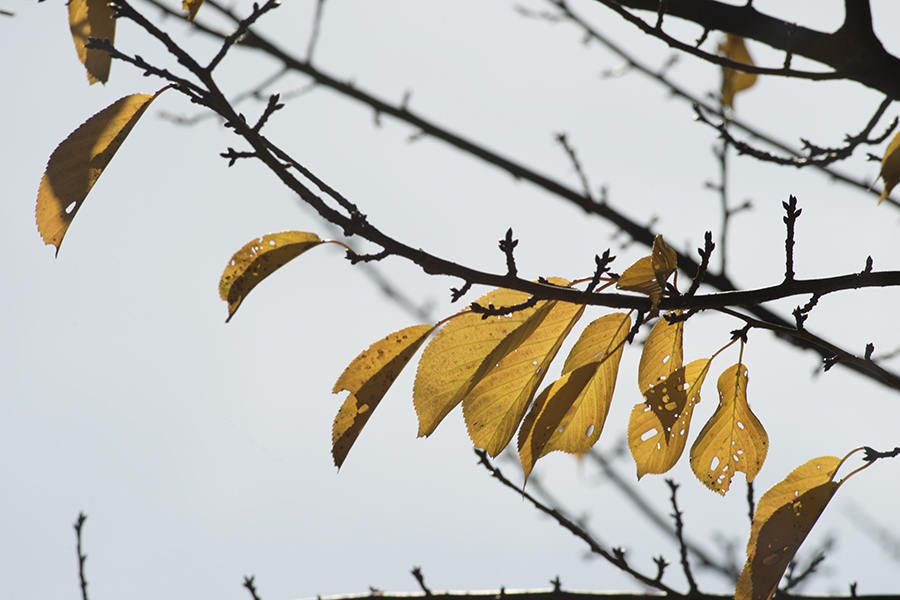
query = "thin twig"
xmin=74 ymin=512 xmax=89 ymax=600
xmin=244 ymin=575 xmax=263 ymax=600
xmin=665 ymin=480 xmax=698 ymax=594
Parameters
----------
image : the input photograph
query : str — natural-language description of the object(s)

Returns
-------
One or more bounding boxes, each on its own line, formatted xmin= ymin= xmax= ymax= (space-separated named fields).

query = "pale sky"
xmin=3 ymin=1 xmax=900 ymax=599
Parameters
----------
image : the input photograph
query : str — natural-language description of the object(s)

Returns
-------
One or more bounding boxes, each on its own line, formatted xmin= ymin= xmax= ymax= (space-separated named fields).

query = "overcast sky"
xmin=3 ymin=1 xmax=900 ymax=599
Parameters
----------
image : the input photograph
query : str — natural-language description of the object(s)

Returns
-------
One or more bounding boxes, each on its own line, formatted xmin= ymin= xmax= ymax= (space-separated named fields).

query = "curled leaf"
xmin=690 ymin=363 xmax=768 ymax=495
xmin=219 ymin=231 xmax=329 ymax=322
xmin=68 ymin=0 xmax=116 ymax=84
xmin=617 ymin=235 xmax=677 ymax=315
xmin=720 ymin=34 xmax=757 ymax=109
xmin=36 ymin=89 xmax=168 ymax=254
xmin=736 ymin=451 xmax=869 ymax=600
xmin=879 ymin=130 xmax=900 ymax=204
xmin=332 ymin=324 xmax=437 ymax=468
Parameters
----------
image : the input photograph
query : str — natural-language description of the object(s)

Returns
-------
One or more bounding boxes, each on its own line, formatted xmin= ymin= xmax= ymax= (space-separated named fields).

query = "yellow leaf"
xmin=518 ymin=313 xmax=631 ymax=478
xmin=690 ymin=363 xmax=768 ymax=495
xmin=182 ymin=0 xmax=205 ymax=23
xmin=736 ymin=456 xmax=847 ymax=600
xmin=219 ymin=231 xmax=328 ymax=322
xmin=879 ymin=130 xmax=900 ymax=204
xmin=68 ymin=0 xmax=116 ymax=84
xmin=464 ymin=294 xmax=584 ymax=457
xmin=36 ymin=89 xmax=167 ymax=255
xmin=628 ymin=358 xmax=711 ymax=479
xmin=332 ymin=324 xmax=436 ymax=469
xmin=637 ymin=314 xmax=683 ymax=395
xmin=720 ymin=34 xmax=757 ymax=109
xmin=413 ymin=287 xmax=537 ymax=438
xmin=616 ymin=235 xmax=677 ymax=315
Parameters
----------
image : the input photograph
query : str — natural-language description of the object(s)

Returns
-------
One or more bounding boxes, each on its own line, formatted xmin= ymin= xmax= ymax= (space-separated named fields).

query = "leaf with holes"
xmin=690 ymin=363 xmax=768 ymax=495
xmin=332 ymin=324 xmax=437 ymax=468
xmin=183 ymin=0 xmax=205 ymax=22
xmin=638 ymin=314 xmax=683 ymax=395
xmin=518 ymin=312 xmax=631 ymax=479
xmin=736 ymin=451 xmax=869 ymax=600
xmin=617 ymin=235 xmax=677 ymax=315
xmin=413 ymin=287 xmax=538 ymax=438
xmin=220 ymin=231 xmax=332 ymax=322
xmin=36 ymin=89 xmax=168 ymax=255
xmin=879 ymin=130 xmax=900 ymax=204
xmin=719 ymin=34 xmax=757 ymax=108
xmin=68 ymin=0 xmax=116 ymax=84
xmin=463 ymin=288 xmax=584 ymax=457
xmin=629 ymin=358 xmax=711 ymax=479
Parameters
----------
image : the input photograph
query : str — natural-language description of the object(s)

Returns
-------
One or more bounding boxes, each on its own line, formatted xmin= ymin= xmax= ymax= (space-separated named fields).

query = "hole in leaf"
xmin=65 ymin=201 xmax=78 ymax=215
xmin=662 ymin=354 xmax=670 ymax=364
xmin=710 ymin=456 xmax=720 ymax=471
xmin=269 ymin=240 xmax=276 ymax=246
xmin=641 ymin=428 xmax=658 ymax=441
xmin=586 ymin=425 xmax=594 ymax=437
xmin=737 ymin=421 xmax=745 ymax=430
xmin=558 ymin=426 xmax=565 ymax=433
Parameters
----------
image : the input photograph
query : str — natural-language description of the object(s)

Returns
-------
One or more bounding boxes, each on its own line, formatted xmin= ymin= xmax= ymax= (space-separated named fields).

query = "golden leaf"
xmin=413 ymin=287 xmax=537 ymax=438
xmin=219 ymin=231 xmax=328 ymax=322
xmin=68 ymin=0 xmax=116 ymax=85
xmin=637 ymin=314 xmax=683 ymax=395
xmin=879 ymin=130 xmax=900 ymax=204
xmin=690 ymin=363 xmax=768 ymax=495
xmin=182 ymin=0 xmax=205 ymax=23
xmin=628 ymin=359 xmax=711 ymax=479
xmin=518 ymin=312 xmax=631 ymax=478
xmin=737 ymin=455 xmax=853 ymax=600
xmin=463 ymin=295 xmax=584 ymax=457
xmin=617 ymin=235 xmax=677 ymax=315
xmin=332 ymin=324 xmax=436 ymax=469
xmin=720 ymin=34 xmax=757 ymax=109
xmin=36 ymin=89 xmax=167 ymax=255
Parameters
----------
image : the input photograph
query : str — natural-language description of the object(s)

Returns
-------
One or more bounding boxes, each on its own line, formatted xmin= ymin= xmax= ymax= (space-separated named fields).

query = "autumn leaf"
xmin=183 ymin=0 xmax=205 ymax=23
xmin=332 ymin=324 xmax=437 ymax=468
xmin=690 ymin=363 xmax=768 ymax=495
xmin=720 ymin=34 xmax=758 ymax=108
xmin=879 ymin=130 xmax=900 ymax=204
xmin=637 ymin=313 xmax=683 ymax=395
xmin=463 ymin=294 xmax=584 ymax=457
xmin=629 ymin=358 xmax=711 ymax=478
xmin=518 ymin=313 xmax=631 ymax=479
xmin=736 ymin=451 xmax=870 ymax=600
xmin=616 ymin=235 xmax=677 ymax=315
xmin=36 ymin=89 xmax=168 ymax=255
xmin=413 ymin=288 xmax=538 ymax=438
xmin=219 ymin=231 xmax=334 ymax=322
xmin=68 ymin=0 xmax=116 ymax=84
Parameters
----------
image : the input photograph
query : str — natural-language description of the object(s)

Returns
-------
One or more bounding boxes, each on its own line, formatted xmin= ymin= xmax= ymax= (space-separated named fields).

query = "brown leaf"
xmin=332 ymin=324 xmax=436 ymax=468
xmin=68 ymin=0 xmax=116 ymax=85
xmin=219 ymin=231 xmax=329 ymax=322
xmin=36 ymin=89 xmax=168 ymax=254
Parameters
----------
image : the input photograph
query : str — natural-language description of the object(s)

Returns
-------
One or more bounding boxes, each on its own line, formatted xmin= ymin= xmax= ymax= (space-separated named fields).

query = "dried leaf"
xmin=464 ymin=294 xmax=584 ymax=457
xmin=736 ymin=454 xmax=860 ymax=600
xmin=182 ymin=0 xmax=205 ymax=23
xmin=332 ymin=324 xmax=436 ymax=468
xmin=36 ymin=89 xmax=167 ymax=254
xmin=629 ymin=359 xmax=711 ymax=479
xmin=518 ymin=313 xmax=631 ymax=478
xmin=720 ymin=34 xmax=757 ymax=108
xmin=68 ymin=0 xmax=116 ymax=84
xmin=879 ymin=130 xmax=900 ymax=204
xmin=219 ymin=231 xmax=328 ymax=322
xmin=617 ymin=235 xmax=677 ymax=315
xmin=413 ymin=288 xmax=537 ymax=438
xmin=690 ymin=363 xmax=768 ymax=495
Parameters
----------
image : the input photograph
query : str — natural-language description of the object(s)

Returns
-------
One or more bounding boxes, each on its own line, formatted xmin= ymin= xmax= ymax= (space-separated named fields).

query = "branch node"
xmin=450 ymin=281 xmax=473 ymax=303
xmin=498 ymin=228 xmax=519 ymax=277
xmin=411 ymin=566 xmax=433 ymax=596
xmin=782 ymin=195 xmax=801 ymax=282
xmin=865 ymin=343 xmax=875 ymax=361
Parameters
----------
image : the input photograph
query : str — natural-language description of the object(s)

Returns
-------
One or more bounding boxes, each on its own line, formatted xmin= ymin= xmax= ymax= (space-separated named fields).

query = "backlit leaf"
xmin=736 ymin=454 xmax=860 ymax=600
xmin=36 ymin=89 xmax=167 ymax=255
xmin=464 ymin=293 xmax=584 ymax=457
xmin=413 ymin=288 xmax=537 ymax=438
xmin=629 ymin=358 xmax=711 ymax=479
xmin=332 ymin=324 xmax=436 ymax=468
xmin=183 ymin=0 xmax=205 ymax=23
xmin=719 ymin=34 xmax=757 ymax=108
xmin=518 ymin=313 xmax=631 ymax=479
xmin=879 ymin=130 xmax=900 ymax=204
xmin=617 ymin=235 xmax=677 ymax=314
xmin=690 ymin=363 xmax=768 ymax=495
xmin=219 ymin=231 xmax=328 ymax=322
xmin=68 ymin=0 xmax=116 ymax=84
xmin=637 ymin=314 xmax=683 ymax=395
